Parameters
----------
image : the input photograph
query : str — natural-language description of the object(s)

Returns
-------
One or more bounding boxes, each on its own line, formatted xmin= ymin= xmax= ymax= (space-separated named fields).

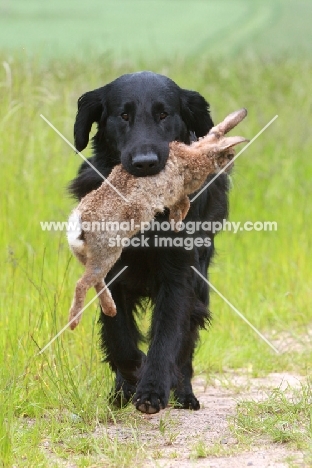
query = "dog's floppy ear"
xmin=180 ymin=89 xmax=214 ymax=138
xmin=74 ymin=87 xmax=107 ymax=152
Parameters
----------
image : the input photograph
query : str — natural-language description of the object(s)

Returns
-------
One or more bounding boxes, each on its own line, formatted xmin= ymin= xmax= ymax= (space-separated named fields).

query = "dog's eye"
xmin=121 ymin=113 xmax=129 ymax=121
xmin=159 ymin=112 xmax=168 ymax=120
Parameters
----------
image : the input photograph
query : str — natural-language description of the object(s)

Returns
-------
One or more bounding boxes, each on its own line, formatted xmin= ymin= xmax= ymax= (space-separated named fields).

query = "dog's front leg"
xmin=134 ymin=256 xmax=193 ymax=414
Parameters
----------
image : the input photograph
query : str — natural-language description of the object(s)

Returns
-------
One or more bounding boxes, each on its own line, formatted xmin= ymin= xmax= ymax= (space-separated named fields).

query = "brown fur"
xmin=68 ymin=109 xmax=248 ymax=329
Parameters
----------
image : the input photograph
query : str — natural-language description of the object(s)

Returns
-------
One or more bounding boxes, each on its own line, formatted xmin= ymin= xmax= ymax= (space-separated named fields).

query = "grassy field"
xmin=0 ymin=1 xmax=312 ymax=466
xmin=0 ymin=0 xmax=312 ymax=60
xmin=0 ymin=52 xmax=311 ymax=467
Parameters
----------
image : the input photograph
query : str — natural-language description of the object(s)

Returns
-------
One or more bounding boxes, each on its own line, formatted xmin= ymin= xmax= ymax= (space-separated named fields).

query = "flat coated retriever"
xmin=69 ymin=71 xmax=229 ymax=414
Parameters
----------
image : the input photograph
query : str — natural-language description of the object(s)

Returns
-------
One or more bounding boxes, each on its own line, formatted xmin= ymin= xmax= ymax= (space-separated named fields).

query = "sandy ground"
xmin=99 ymin=372 xmax=308 ymax=468
xmin=39 ymin=370 xmax=309 ymax=468
xmin=41 ymin=329 xmax=312 ymax=467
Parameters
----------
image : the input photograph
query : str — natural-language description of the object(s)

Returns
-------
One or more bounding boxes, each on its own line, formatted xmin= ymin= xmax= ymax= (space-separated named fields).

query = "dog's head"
xmin=74 ymin=71 xmax=213 ymax=177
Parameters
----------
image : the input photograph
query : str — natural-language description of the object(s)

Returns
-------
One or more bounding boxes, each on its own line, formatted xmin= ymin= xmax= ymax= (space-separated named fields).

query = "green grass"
xmin=0 ymin=51 xmax=311 ymax=466
xmin=232 ymin=380 xmax=312 ymax=464
xmin=1 ymin=0 xmax=312 ymax=60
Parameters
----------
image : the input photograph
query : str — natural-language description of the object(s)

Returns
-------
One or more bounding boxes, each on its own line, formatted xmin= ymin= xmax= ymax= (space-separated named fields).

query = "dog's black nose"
xmin=131 ymin=153 xmax=160 ymax=176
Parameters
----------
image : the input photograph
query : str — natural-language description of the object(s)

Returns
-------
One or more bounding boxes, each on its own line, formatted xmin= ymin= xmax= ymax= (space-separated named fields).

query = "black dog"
xmin=69 ymin=71 xmax=229 ymax=414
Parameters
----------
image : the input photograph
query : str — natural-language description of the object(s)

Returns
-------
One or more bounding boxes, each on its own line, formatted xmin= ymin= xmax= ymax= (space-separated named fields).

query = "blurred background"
xmin=0 ymin=0 xmax=311 ymax=60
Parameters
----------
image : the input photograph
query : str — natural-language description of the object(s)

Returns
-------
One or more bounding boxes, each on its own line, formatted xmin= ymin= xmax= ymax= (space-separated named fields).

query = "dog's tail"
xmin=67 ymin=209 xmax=87 ymax=264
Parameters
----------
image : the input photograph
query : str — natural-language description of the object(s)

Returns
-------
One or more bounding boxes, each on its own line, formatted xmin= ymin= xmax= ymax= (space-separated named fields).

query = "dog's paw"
xmin=134 ymin=379 xmax=169 ymax=414
xmin=134 ymin=391 xmax=166 ymax=414
xmin=174 ymin=391 xmax=200 ymax=410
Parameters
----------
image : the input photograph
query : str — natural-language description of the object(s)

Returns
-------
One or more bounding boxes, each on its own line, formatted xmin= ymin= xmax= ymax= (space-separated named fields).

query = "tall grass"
xmin=0 ymin=52 xmax=311 ymax=466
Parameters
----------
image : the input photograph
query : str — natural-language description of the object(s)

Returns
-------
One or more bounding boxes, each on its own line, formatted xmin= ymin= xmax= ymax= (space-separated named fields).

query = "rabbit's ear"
xmin=216 ymin=136 xmax=249 ymax=151
xmin=209 ymin=108 xmax=247 ymax=135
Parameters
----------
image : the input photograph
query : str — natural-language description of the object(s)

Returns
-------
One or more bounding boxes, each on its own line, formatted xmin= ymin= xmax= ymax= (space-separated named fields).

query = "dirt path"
xmin=40 ymin=371 xmax=308 ymax=467
xmin=102 ymin=372 xmax=307 ymax=468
